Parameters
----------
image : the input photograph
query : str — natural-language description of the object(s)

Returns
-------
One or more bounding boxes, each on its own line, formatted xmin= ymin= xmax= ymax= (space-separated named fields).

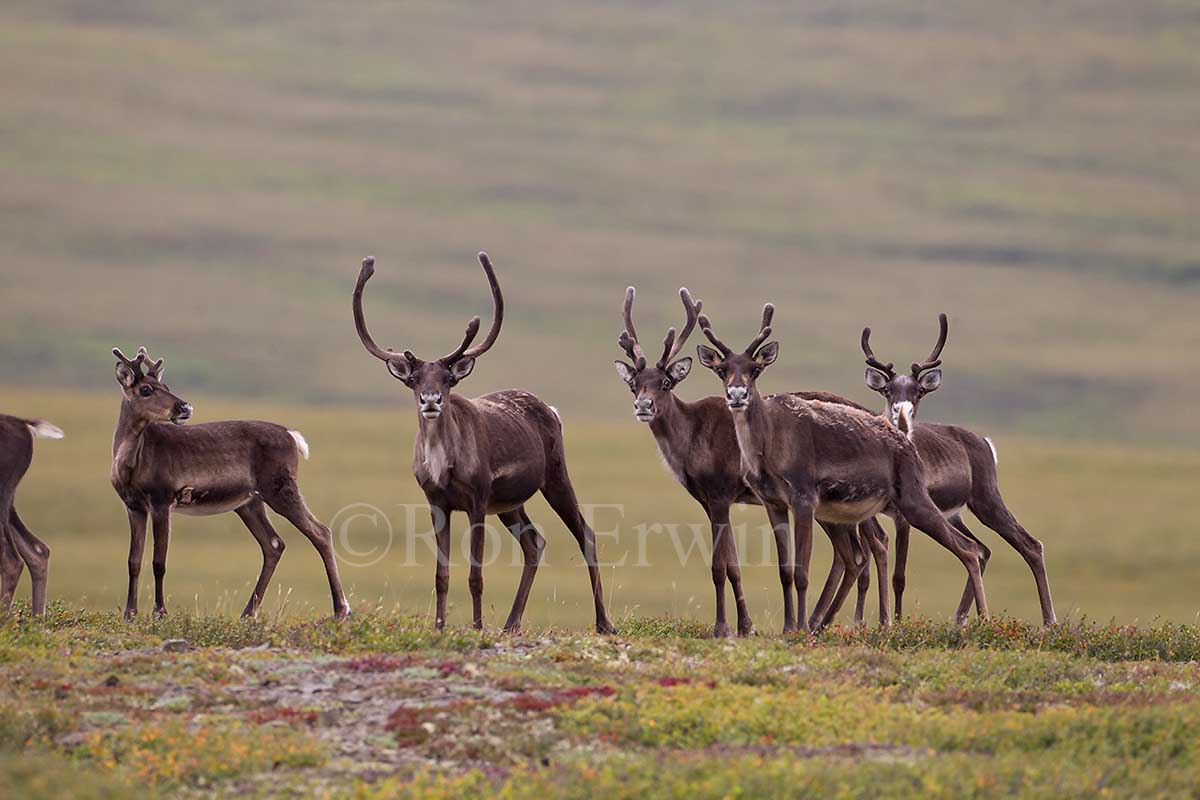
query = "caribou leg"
xmin=468 ymin=510 xmax=486 ymax=630
xmin=262 ymin=479 xmax=350 ymax=620
xmin=969 ymin=492 xmax=1057 ymax=626
xmin=541 ymin=460 xmax=615 ymax=635
xmin=234 ymin=500 xmax=286 ymax=619
xmin=499 ymin=507 xmax=544 ymax=633
xmin=892 ymin=518 xmax=911 ymax=620
xmin=150 ymin=506 xmax=171 ymax=617
xmin=949 ymin=516 xmax=991 ymax=624
xmin=123 ymin=506 xmax=148 ymax=620
xmin=7 ymin=509 xmax=49 ymax=615
xmin=763 ymin=503 xmax=797 ymax=633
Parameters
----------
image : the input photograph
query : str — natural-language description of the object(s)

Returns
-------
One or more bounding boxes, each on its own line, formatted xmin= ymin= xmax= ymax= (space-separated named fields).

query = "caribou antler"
xmin=113 ymin=347 xmax=147 ymax=374
xmin=860 ymin=327 xmax=896 ymax=378
xmin=619 ymin=286 xmax=648 ymax=369
xmin=911 ymin=313 xmax=948 ymax=376
xmin=657 ymin=287 xmax=702 ymax=367
xmin=459 ymin=252 xmax=504 ymax=360
xmin=696 ymin=314 xmax=733 ymax=356
xmin=744 ymin=303 xmax=774 ymax=356
xmin=352 ymin=256 xmax=402 ymax=364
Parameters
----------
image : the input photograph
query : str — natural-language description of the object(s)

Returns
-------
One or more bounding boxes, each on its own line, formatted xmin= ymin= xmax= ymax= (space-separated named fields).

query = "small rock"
xmin=162 ymin=639 xmax=190 ymax=653
xmin=103 ymin=675 xmax=120 ymax=688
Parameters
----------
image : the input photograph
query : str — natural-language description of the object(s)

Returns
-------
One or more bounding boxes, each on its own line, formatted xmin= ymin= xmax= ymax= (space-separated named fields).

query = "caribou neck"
xmin=648 ymin=393 xmax=698 ymax=449
xmin=730 ymin=394 xmax=773 ymax=478
xmin=112 ymin=401 xmax=152 ymax=460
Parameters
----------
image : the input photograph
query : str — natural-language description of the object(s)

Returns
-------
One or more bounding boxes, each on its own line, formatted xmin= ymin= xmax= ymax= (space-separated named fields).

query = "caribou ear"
xmin=667 ymin=357 xmax=692 ymax=384
xmin=386 ymin=357 xmax=413 ymax=383
xmin=449 ymin=356 xmax=475 ymax=383
xmin=116 ymin=362 xmax=138 ymax=388
xmin=614 ymin=361 xmax=637 ymax=386
xmin=755 ymin=341 xmax=779 ymax=367
xmin=865 ymin=368 xmax=889 ymax=391
xmin=919 ymin=369 xmax=942 ymax=392
xmin=696 ymin=345 xmax=722 ymax=370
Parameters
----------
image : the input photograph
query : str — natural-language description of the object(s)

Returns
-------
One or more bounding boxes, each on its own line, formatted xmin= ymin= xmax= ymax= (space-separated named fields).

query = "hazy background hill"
xmin=3 ymin=0 xmax=1198 ymax=444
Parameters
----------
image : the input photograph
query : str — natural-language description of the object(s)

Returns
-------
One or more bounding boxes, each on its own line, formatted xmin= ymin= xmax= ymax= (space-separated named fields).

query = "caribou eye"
xmin=716 ymin=368 xmax=727 ymax=379
xmin=661 ymin=378 xmax=672 ymax=390
xmin=139 ymin=385 xmax=153 ymax=397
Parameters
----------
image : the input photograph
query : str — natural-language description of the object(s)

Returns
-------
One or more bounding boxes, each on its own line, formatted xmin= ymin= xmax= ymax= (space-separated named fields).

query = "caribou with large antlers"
xmin=353 ymin=253 xmax=615 ymax=634
xmin=110 ymin=347 xmax=349 ymax=620
xmin=0 ymin=414 xmax=62 ymax=615
xmin=614 ymin=287 xmax=890 ymax=635
xmin=850 ymin=314 xmax=1057 ymax=625
xmin=694 ymin=305 xmax=991 ymax=632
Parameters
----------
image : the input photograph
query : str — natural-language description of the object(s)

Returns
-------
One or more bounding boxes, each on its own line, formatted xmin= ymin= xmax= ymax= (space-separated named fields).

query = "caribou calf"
xmin=695 ymin=306 xmax=991 ymax=632
xmin=0 ymin=414 xmax=62 ymax=614
xmin=110 ymin=347 xmax=349 ymax=620
xmin=353 ymin=253 xmax=614 ymax=634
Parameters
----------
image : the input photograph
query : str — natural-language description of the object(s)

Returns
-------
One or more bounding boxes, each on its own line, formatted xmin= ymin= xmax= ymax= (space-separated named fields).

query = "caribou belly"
xmin=815 ymin=496 xmax=889 ymax=524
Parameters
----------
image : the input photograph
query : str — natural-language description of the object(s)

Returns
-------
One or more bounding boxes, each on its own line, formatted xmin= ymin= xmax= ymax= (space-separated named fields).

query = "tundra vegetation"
xmin=2 ymin=608 xmax=1200 ymax=798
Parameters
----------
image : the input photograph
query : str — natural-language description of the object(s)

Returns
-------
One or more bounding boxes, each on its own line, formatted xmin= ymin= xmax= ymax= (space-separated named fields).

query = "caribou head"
xmin=694 ymin=304 xmax=778 ymax=412
xmin=861 ymin=313 xmax=947 ymax=431
xmin=353 ymin=253 xmax=503 ymax=420
xmin=613 ymin=287 xmax=700 ymax=422
xmin=112 ymin=346 xmax=192 ymax=425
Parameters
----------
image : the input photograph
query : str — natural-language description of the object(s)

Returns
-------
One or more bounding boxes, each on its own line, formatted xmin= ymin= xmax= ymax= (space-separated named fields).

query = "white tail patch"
xmin=985 ymin=437 xmax=998 ymax=464
xmin=288 ymin=430 xmax=310 ymax=460
xmin=549 ymin=405 xmax=561 ymax=424
xmin=27 ymin=420 xmax=64 ymax=440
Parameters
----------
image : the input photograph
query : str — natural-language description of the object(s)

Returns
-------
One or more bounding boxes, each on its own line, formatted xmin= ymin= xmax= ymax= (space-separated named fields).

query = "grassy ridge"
xmin=1 ymin=1 xmax=1199 ymax=444
xmin=5 ymin=387 xmax=1199 ymax=627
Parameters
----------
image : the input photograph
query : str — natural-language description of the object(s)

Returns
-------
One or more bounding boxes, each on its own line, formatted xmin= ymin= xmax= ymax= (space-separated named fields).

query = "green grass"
xmin=2 ymin=611 xmax=1200 ymax=798
xmin=5 ymin=387 xmax=1199 ymax=628
xmin=0 ymin=1 xmax=1199 ymax=445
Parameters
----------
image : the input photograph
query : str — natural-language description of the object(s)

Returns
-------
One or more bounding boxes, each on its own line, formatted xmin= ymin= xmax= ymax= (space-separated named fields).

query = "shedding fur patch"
xmin=985 ymin=437 xmax=998 ymax=464
xmin=26 ymin=420 xmax=64 ymax=439
xmin=288 ymin=430 xmax=310 ymax=460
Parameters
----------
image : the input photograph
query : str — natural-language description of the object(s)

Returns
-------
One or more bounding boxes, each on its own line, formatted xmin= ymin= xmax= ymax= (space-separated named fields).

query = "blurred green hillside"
xmin=1 ymin=0 xmax=1198 ymax=444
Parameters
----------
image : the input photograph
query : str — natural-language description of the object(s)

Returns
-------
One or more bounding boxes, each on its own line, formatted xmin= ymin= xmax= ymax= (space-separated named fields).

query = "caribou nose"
xmin=633 ymin=396 xmax=655 ymax=420
xmin=173 ymin=402 xmax=193 ymax=423
xmin=726 ymin=385 xmax=748 ymax=408
xmin=420 ymin=392 xmax=443 ymax=406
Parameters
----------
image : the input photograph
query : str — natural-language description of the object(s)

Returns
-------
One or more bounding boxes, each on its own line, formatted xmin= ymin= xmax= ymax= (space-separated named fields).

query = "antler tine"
xmin=353 ymin=256 xmax=402 ymax=364
xmin=661 ymin=287 xmax=702 ymax=364
xmin=462 ymin=252 xmax=504 ymax=359
xmin=911 ymin=313 xmax=949 ymax=376
xmin=697 ymin=313 xmax=733 ymax=356
xmin=657 ymin=327 xmax=677 ymax=368
xmin=620 ymin=286 xmax=648 ymax=367
xmin=112 ymin=347 xmax=146 ymax=372
xmin=861 ymin=327 xmax=896 ymax=377
xmin=438 ymin=316 xmax=481 ymax=364
xmin=744 ymin=302 xmax=775 ymax=355
xmin=135 ymin=346 xmax=165 ymax=377
xmin=617 ymin=330 xmax=646 ymax=369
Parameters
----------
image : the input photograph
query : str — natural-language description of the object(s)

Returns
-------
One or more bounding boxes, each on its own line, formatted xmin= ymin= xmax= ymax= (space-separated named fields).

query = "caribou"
xmin=110 ymin=347 xmax=349 ymax=621
xmin=694 ymin=305 xmax=991 ymax=632
xmin=614 ymin=287 xmax=889 ymax=636
xmin=0 ymin=414 xmax=62 ymax=615
xmin=845 ymin=314 xmax=1057 ymax=625
xmin=353 ymin=253 xmax=615 ymax=634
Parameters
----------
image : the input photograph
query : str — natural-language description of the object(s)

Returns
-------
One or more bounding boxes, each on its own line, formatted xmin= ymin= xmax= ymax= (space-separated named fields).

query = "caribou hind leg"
xmin=0 ymin=495 xmax=22 ymax=611
xmin=261 ymin=478 xmax=350 ymax=619
xmin=234 ymin=500 xmax=286 ymax=619
xmin=949 ymin=515 xmax=991 ymax=623
xmin=499 ymin=507 xmax=545 ymax=633
xmin=860 ymin=518 xmax=891 ymax=626
xmin=7 ymin=509 xmax=50 ymax=615
xmin=969 ymin=492 xmax=1057 ymax=625
xmin=540 ymin=458 xmax=616 ymax=634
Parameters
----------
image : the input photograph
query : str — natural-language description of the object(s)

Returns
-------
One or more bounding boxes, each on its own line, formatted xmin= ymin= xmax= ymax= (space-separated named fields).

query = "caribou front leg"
xmin=150 ymin=505 xmax=171 ymax=617
xmin=124 ymin=506 xmax=148 ymax=621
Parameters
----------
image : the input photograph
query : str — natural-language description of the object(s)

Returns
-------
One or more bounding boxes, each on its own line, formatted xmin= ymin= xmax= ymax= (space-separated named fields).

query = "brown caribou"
xmin=614 ymin=287 xmax=889 ymax=636
xmin=353 ymin=253 xmax=615 ymax=634
xmin=849 ymin=314 xmax=1057 ymax=625
xmin=694 ymin=305 xmax=991 ymax=632
xmin=110 ymin=347 xmax=349 ymax=621
xmin=0 ymin=414 xmax=62 ymax=615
